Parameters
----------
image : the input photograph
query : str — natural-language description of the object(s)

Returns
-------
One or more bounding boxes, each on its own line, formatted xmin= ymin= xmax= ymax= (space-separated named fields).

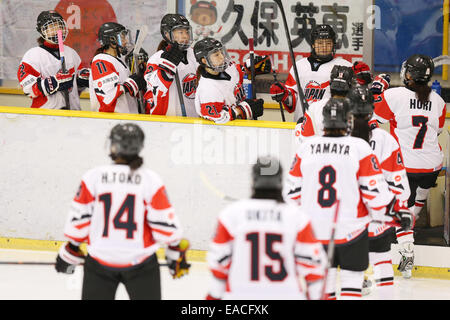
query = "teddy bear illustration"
xmin=190 ymin=0 xmax=222 ymax=41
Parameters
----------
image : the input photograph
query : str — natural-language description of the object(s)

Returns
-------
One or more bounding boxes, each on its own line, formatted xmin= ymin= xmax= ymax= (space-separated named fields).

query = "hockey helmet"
xmin=330 ymin=65 xmax=354 ymax=95
xmin=400 ymin=54 xmax=434 ymax=85
xmin=322 ymin=98 xmax=351 ymax=130
xmin=194 ymin=37 xmax=231 ymax=72
xmin=109 ymin=123 xmax=145 ymax=158
xmin=252 ymin=156 xmax=283 ymax=191
xmin=98 ymin=22 xmax=133 ymax=56
xmin=36 ymin=10 xmax=68 ymax=44
xmin=160 ymin=14 xmax=193 ymax=50
xmin=310 ymin=24 xmax=336 ymax=61
xmin=347 ymin=84 xmax=374 ymax=116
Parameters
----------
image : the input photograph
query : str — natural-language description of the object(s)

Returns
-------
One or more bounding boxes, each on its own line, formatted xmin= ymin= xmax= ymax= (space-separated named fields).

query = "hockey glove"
xmin=76 ymin=68 xmax=90 ymax=89
xmin=125 ymin=48 xmax=149 ymax=74
xmin=55 ymin=242 xmax=85 ymax=274
xmin=123 ymin=73 xmax=146 ymax=97
xmin=235 ymin=98 xmax=264 ymax=120
xmin=352 ymin=61 xmax=373 ymax=85
xmin=166 ymin=239 xmax=191 ymax=279
xmin=160 ymin=43 xmax=185 ymax=74
xmin=370 ymin=73 xmax=391 ymax=95
xmin=39 ymin=70 xmax=74 ymax=96
xmin=244 ymin=55 xmax=272 ymax=78
xmin=270 ymin=81 xmax=289 ymax=103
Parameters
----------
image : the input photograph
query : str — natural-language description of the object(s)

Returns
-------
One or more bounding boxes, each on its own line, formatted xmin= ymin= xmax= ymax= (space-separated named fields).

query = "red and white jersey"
xmin=285 ymin=135 xmax=394 ymax=244
xmin=373 ymin=87 xmax=446 ymax=173
xmin=194 ymin=63 xmax=246 ymax=123
xmin=144 ymin=47 xmax=198 ymax=117
xmin=295 ymin=98 xmax=329 ymax=143
xmin=368 ymin=127 xmax=411 ymax=237
xmin=89 ymin=53 xmax=138 ymax=114
xmin=18 ymin=45 xmax=81 ymax=109
xmin=286 ymin=56 xmax=352 ymax=121
xmin=63 ymin=164 xmax=182 ymax=268
xmin=208 ymin=199 xmax=326 ymax=300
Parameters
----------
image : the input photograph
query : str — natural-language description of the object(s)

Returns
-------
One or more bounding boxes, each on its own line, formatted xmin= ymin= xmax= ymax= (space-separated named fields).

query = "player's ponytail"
xmin=157 ymin=40 xmax=168 ymax=51
xmin=128 ymin=155 xmax=143 ymax=171
xmin=195 ymin=65 xmax=203 ymax=87
xmin=409 ymin=82 xmax=432 ymax=105
xmin=351 ymin=115 xmax=371 ymax=143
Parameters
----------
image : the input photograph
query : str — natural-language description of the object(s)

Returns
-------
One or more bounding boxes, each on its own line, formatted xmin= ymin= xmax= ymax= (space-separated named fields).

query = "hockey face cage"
xmin=40 ymin=18 xmax=68 ymax=44
xmin=203 ymin=46 xmax=231 ymax=73
xmin=165 ymin=26 xmax=193 ymax=51
xmin=107 ymin=29 xmax=134 ymax=56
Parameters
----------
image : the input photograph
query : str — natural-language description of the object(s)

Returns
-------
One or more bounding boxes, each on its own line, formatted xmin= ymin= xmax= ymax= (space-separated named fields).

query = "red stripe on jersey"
xmin=341 ymin=292 xmax=362 ymax=298
xmin=361 ymin=193 xmax=376 ymax=200
xmin=406 ymin=166 xmax=442 ymax=173
xmin=91 ymin=59 xmax=118 ymax=81
xmin=377 ymin=282 xmax=394 ymax=287
xmin=439 ymin=105 xmax=446 ymax=129
xmin=289 ymin=155 xmax=302 ymax=177
xmin=211 ymin=268 xmax=228 ymax=280
xmin=75 ymin=221 xmax=90 ymax=230
xmin=359 ymin=154 xmax=382 ymax=177
xmin=296 ymin=222 xmax=318 ymax=244
xmin=143 ymin=209 xmax=155 ymax=248
xmin=200 ymin=101 xmax=225 ymax=119
xmin=64 ymin=233 xmax=88 ymax=243
xmin=357 ymin=196 xmax=369 ymax=218
xmin=213 ymin=221 xmax=234 ymax=244
xmin=30 ymin=95 xmax=48 ymax=108
xmin=300 ymin=113 xmax=315 ymax=137
xmin=74 ymin=181 xmax=94 ymax=204
xmin=17 ymin=62 xmax=40 ymax=82
xmin=282 ymin=73 xmax=297 ymax=112
xmin=374 ymin=260 xmax=392 ymax=266
xmin=151 ymin=186 xmax=172 ymax=210
xmin=305 ymin=274 xmax=323 ymax=282
xmin=152 ymin=228 xmax=174 ymax=237
xmin=374 ymin=93 xmax=394 ymax=121
xmin=98 ymin=87 xmax=122 ymax=113
xmin=296 ymin=262 xmax=316 ymax=268
xmin=381 ymin=148 xmax=405 ymax=172
xmin=397 ymin=231 xmax=413 ymax=238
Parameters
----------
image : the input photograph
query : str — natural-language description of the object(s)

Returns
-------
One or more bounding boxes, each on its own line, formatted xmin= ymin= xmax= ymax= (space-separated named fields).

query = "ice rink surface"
xmin=0 ymin=249 xmax=449 ymax=300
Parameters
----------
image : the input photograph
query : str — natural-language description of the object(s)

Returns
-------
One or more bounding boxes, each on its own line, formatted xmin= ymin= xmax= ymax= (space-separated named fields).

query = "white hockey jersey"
xmin=89 ymin=53 xmax=139 ymax=114
xmin=285 ymin=135 xmax=394 ymax=244
xmin=144 ymin=47 xmax=198 ymax=117
xmin=368 ymin=127 xmax=411 ymax=238
xmin=295 ymin=98 xmax=329 ymax=143
xmin=285 ymin=56 xmax=352 ymax=122
xmin=194 ymin=63 xmax=246 ymax=123
xmin=63 ymin=164 xmax=182 ymax=268
xmin=18 ymin=45 xmax=81 ymax=110
xmin=207 ymin=199 xmax=326 ymax=300
xmin=373 ymin=87 xmax=446 ymax=173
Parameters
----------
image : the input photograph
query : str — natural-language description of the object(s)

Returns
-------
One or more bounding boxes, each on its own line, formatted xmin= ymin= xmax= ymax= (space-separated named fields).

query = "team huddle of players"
xmin=18 ymin=10 xmax=446 ymax=300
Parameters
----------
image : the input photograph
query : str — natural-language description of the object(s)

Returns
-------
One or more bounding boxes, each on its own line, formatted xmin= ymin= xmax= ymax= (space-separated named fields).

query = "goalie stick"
xmin=273 ymin=0 xmax=309 ymax=119
xmin=57 ymin=30 xmax=70 ymax=110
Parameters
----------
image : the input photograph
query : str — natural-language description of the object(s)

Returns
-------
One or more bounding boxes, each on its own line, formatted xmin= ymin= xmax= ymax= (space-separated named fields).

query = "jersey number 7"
xmin=412 ymin=116 xmax=428 ymax=149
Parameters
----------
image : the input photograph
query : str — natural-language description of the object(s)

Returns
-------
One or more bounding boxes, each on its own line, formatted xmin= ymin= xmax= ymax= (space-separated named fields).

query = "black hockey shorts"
xmin=324 ymin=229 xmax=369 ymax=272
xmin=369 ymin=227 xmax=395 ymax=253
xmin=406 ymin=170 xmax=440 ymax=207
xmin=82 ymin=253 xmax=161 ymax=300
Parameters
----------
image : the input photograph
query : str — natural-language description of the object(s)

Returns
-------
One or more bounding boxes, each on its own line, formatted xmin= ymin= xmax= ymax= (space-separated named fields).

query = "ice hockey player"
xmin=194 ymin=37 xmax=269 ymax=123
xmin=144 ymin=14 xmax=199 ymax=116
xmin=55 ymin=123 xmax=190 ymax=300
xmin=295 ymin=64 xmax=354 ymax=142
xmin=285 ymin=98 xmax=400 ymax=299
xmin=373 ymin=54 xmax=446 ymax=278
xmin=348 ymin=84 xmax=413 ymax=298
xmin=269 ymin=24 xmax=353 ymax=122
xmin=18 ymin=10 xmax=88 ymax=110
xmin=206 ymin=156 xmax=327 ymax=300
xmin=89 ymin=22 xmax=146 ymax=113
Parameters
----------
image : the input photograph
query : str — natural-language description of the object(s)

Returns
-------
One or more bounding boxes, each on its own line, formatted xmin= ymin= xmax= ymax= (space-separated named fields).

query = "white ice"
xmin=0 ymin=249 xmax=449 ymax=300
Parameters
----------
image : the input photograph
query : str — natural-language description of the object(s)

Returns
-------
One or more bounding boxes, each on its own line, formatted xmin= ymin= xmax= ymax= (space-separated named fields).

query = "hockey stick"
xmin=131 ymin=26 xmax=149 ymax=114
xmin=321 ymin=199 xmax=340 ymax=300
xmin=57 ymin=30 xmax=71 ymax=110
xmin=175 ymin=70 xmax=187 ymax=117
xmin=199 ymin=171 xmax=238 ymax=202
xmin=269 ymin=54 xmax=286 ymax=122
xmin=249 ymin=38 xmax=256 ymax=99
xmin=273 ymin=0 xmax=309 ymax=118
xmin=433 ymin=55 xmax=450 ymax=67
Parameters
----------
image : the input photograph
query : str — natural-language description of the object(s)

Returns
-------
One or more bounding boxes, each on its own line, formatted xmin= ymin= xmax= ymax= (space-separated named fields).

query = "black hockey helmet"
xmin=330 ymin=65 xmax=354 ymax=95
xmin=347 ymin=84 xmax=374 ymax=116
xmin=194 ymin=37 xmax=230 ymax=72
xmin=310 ymin=24 xmax=336 ymax=61
xmin=161 ymin=14 xmax=193 ymax=50
xmin=400 ymin=54 xmax=434 ymax=85
xmin=322 ymin=98 xmax=351 ymax=130
xmin=252 ymin=156 xmax=283 ymax=191
xmin=109 ymin=123 xmax=145 ymax=159
xmin=98 ymin=22 xmax=133 ymax=56
xmin=36 ymin=10 xmax=68 ymax=44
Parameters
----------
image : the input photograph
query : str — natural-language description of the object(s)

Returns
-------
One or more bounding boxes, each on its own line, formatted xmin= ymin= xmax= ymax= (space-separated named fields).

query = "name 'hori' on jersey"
xmin=410 ymin=98 xmax=431 ymax=111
